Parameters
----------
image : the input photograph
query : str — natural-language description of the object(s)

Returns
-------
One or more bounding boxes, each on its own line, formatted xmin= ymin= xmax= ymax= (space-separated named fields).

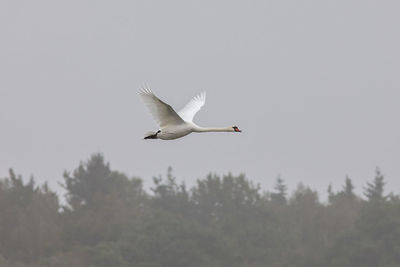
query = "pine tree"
xmin=327 ymin=184 xmax=335 ymax=204
xmin=342 ymin=176 xmax=355 ymax=199
xmin=271 ymin=175 xmax=287 ymax=205
xmin=364 ymin=167 xmax=387 ymax=202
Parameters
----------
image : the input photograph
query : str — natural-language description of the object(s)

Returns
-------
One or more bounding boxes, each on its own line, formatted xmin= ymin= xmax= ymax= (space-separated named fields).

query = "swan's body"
xmin=138 ymin=87 xmax=241 ymax=140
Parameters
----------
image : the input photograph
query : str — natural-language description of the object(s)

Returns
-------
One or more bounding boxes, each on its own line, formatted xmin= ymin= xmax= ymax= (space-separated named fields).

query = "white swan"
xmin=138 ymin=86 xmax=241 ymax=140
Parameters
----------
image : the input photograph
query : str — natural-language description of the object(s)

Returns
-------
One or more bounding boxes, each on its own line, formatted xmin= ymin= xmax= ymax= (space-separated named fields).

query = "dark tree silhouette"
xmin=1 ymin=156 xmax=400 ymax=267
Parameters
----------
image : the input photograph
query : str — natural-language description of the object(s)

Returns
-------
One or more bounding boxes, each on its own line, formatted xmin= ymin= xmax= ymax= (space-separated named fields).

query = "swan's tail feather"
xmin=144 ymin=131 xmax=158 ymax=139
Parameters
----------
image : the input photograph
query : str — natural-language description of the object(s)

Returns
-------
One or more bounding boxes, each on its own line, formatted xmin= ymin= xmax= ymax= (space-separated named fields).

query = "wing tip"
xmin=138 ymin=83 xmax=153 ymax=96
xmin=198 ymin=91 xmax=206 ymax=104
xmin=192 ymin=91 xmax=206 ymax=102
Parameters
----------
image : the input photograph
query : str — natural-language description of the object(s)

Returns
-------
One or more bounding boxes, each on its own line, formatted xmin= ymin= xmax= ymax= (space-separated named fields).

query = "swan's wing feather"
xmin=138 ymin=88 xmax=185 ymax=127
xmin=178 ymin=92 xmax=206 ymax=122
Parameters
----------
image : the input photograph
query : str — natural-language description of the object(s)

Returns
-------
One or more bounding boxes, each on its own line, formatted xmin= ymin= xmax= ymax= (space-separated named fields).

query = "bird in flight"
xmin=138 ymin=86 xmax=242 ymax=140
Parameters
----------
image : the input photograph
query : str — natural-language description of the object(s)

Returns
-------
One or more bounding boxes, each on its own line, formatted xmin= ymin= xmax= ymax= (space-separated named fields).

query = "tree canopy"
xmin=0 ymin=154 xmax=399 ymax=267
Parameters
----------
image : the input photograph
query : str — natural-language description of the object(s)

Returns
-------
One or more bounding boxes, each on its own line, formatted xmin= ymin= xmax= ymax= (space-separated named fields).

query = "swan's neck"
xmin=193 ymin=126 xmax=233 ymax=133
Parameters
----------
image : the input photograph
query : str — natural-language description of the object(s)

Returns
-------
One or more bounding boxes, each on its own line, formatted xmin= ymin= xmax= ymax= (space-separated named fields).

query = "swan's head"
xmin=232 ymin=126 xmax=242 ymax=132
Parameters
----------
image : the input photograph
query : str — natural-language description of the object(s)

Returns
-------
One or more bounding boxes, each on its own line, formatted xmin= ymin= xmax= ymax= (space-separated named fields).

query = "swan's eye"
xmin=233 ymin=126 xmax=241 ymax=132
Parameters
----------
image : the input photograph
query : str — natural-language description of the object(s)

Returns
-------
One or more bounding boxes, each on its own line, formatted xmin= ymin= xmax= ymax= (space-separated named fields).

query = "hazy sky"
xmin=1 ymin=0 xmax=399 ymax=199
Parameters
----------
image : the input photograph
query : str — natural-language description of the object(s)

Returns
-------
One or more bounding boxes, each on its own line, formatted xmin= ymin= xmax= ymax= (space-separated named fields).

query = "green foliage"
xmin=270 ymin=175 xmax=288 ymax=205
xmin=1 ymin=157 xmax=400 ymax=267
xmin=0 ymin=170 xmax=60 ymax=264
xmin=364 ymin=167 xmax=387 ymax=202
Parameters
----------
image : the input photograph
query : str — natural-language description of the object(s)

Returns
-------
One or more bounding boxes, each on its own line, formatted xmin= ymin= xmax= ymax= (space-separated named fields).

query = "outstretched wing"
xmin=178 ymin=92 xmax=206 ymax=123
xmin=138 ymin=87 xmax=185 ymax=128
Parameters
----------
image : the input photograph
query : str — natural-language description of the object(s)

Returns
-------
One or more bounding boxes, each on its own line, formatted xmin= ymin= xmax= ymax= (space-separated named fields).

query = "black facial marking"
xmin=232 ymin=126 xmax=241 ymax=132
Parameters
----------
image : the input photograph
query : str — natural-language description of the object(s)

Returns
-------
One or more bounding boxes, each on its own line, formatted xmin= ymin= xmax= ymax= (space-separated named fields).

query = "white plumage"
xmin=178 ymin=91 xmax=206 ymax=123
xmin=138 ymin=86 xmax=241 ymax=140
xmin=138 ymin=87 xmax=184 ymax=128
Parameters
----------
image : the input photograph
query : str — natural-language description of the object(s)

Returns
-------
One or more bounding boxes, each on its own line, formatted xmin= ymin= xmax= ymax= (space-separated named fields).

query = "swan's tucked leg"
xmin=144 ymin=130 xmax=161 ymax=139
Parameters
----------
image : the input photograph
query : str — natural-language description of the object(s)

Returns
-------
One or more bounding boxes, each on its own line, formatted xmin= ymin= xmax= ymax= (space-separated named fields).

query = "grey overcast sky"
xmin=1 ymin=0 xmax=399 ymax=198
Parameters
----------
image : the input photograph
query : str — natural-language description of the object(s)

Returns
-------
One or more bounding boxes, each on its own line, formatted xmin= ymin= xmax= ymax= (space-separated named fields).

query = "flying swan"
xmin=138 ymin=86 xmax=242 ymax=140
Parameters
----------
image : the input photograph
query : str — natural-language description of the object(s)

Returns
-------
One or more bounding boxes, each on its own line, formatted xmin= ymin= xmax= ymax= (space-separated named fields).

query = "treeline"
xmin=0 ymin=154 xmax=400 ymax=267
